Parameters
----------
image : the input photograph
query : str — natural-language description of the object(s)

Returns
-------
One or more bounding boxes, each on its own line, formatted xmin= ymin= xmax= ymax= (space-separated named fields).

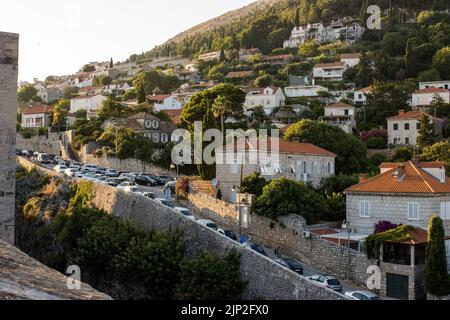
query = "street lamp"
xmin=342 ymin=220 xmax=351 ymax=280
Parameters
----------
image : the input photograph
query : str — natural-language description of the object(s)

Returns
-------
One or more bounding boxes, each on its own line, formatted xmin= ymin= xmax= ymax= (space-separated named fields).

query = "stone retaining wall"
xmin=16 ymin=132 xmax=62 ymax=156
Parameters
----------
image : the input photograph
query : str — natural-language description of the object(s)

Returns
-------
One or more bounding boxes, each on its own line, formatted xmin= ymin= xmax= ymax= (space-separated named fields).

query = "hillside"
xmin=128 ymin=0 xmax=448 ymax=60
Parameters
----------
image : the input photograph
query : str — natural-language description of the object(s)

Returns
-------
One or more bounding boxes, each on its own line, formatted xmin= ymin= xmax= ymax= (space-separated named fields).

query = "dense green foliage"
xmin=284 ymin=119 xmax=368 ymax=175
xmin=421 ymin=141 xmax=450 ymax=173
xmin=18 ymin=85 xmax=40 ymax=103
xmin=239 ymin=173 xmax=269 ymax=197
xmin=424 ymin=215 xmax=450 ymax=296
xmin=365 ymin=225 xmax=414 ymax=260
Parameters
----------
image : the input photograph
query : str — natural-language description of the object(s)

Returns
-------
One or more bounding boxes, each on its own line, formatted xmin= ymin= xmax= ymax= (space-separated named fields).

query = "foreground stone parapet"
xmin=0 ymin=241 xmax=112 ymax=300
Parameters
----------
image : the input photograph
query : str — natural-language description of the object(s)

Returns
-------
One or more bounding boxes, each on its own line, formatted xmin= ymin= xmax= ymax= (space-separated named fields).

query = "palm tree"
xmin=212 ymin=95 xmax=232 ymax=143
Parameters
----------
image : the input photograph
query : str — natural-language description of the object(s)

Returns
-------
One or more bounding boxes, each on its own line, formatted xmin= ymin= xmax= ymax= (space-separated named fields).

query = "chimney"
xmin=440 ymin=166 xmax=446 ymax=184
xmin=393 ymin=165 xmax=406 ymax=182
xmin=359 ymin=174 xmax=367 ymax=183
xmin=398 ymin=109 xmax=405 ymax=115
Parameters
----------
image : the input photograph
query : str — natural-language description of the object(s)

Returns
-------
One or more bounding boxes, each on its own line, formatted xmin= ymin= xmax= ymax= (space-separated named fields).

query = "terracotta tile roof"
xmin=225 ymin=71 xmax=254 ymax=79
xmin=387 ymin=110 xmax=441 ymax=122
xmin=357 ymin=86 xmax=372 ymax=93
xmin=345 ymin=161 xmax=450 ymax=194
xmin=414 ymin=87 xmax=449 ymax=94
xmin=385 ymin=227 xmax=450 ymax=245
xmin=314 ymin=61 xmax=346 ymax=68
xmin=219 ymin=138 xmax=336 ymax=157
xmin=79 ymin=86 xmax=103 ymax=92
xmin=339 ymin=53 xmax=362 ymax=59
xmin=71 ymin=94 xmax=104 ymax=100
xmin=310 ymin=228 xmax=338 ymax=236
xmin=326 ymin=102 xmax=354 ymax=109
xmin=146 ymin=94 xmax=171 ymax=102
xmin=22 ymin=105 xmax=52 ymax=115
xmin=379 ymin=162 xmax=445 ymax=169
xmin=263 ymin=54 xmax=294 ymax=61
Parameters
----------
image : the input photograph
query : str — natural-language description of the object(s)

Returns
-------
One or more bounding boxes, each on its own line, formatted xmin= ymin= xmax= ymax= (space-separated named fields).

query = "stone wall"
xmin=0 ymin=241 xmax=111 ymax=300
xmin=20 ymin=157 xmax=348 ymax=300
xmin=379 ymin=262 xmax=425 ymax=300
xmin=16 ymin=131 xmax=62 ymax=155
xmin=0 ymin=31 xmax=18 ymax=244
xmin=186 ymin=188 xmax=373 ymax=288
xmin=427 ymin=293 xmax=450 ymax=300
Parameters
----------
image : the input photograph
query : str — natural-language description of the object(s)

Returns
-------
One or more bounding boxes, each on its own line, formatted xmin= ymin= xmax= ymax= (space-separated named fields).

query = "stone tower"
xmin=0 ymin=31 xmax=18 ymax=244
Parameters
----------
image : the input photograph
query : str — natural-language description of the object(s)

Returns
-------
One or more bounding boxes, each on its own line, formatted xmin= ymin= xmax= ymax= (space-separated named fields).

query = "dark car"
xmin=159 ymin=175 xmax=175 ymax=184
xmin=243 ymin=242 xmax=268 ymax=257
xmin=218 ymin=229 xmax=238 ymax=241
xmin=135 ymin=175 xmax=157 ymax=186
xmin=275 ymin=258 xmax=304 ymax=275
xmin=142 ymin=173 xmax=164 ymax=185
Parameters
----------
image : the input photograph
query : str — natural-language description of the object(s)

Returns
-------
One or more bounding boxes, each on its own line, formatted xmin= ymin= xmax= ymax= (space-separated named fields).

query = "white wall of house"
xmin=324 ymin=106 xmax=355 ymax=117
xmin=22 ymin=113 xmax=50 ymax=128
xmin=340 ymin=57 xmax=360 ymax=68
xmin=353 ymin=90 xmax=369 ymax=105
xmin=70 ymin=95 xmax=107 ymax=113
xmin=284 ymin=85 xmax=328 ymax=98
xmin=346 ymin=193 xmax=450 ymax=235
xmin=244 ymin=87 xmax=286 ymax=115
xmin=154 ymin=96 xmax=183 ymax=112
xmin=313 ymin=65 xmax=346 ymax=81
xmin=387 ymin=118 xmax=442 ymax=146
xmin=411 ymin=92 xmax=450 ymax=107
xmin=419 ymin=81 xmax=450 ymax=90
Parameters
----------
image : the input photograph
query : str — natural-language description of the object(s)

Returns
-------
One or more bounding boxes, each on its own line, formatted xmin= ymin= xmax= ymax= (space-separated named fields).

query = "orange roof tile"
xmin=326 ymin=102 xmax=354 ymax=109
xmin=263 ymin=54 xmax=294 ymax=61
xmin=340 ymin=53 xmax=362 ymax=59
xmin=314 ymin=61 xmax=346 ymax=68
xmin=225 ymin=71 xmax=254 ymax=79
xmin=219 ymin=138 xmax=336 ymax=157
xmin=345 ymin=161 xmax=450 ymax=194
xmin=387 ymin=110 xmax=442 ymax=121
xmin=414 ymin=87 xmax=449 ymax=94
xmin=22 ymin=105 xmax=52 ymax=115
xmin=146 ymin=94 xmax=171 ymax=102
xmin=385 ymin=227 xmax=450 ymax=245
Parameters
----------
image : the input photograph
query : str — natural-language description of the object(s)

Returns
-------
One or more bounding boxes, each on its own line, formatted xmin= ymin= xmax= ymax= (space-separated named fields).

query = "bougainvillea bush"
xmin=374 ymin=220 xmax=400 ymax=234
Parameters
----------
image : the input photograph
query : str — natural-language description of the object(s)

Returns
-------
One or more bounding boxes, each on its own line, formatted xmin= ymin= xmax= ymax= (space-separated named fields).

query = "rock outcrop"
xmin=0 ymin=241 xmax=112 ymax=300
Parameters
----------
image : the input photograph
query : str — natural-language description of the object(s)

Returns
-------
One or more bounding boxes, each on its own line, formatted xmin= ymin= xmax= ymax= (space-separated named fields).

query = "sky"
xmin=0 ymin=0 xmax=255 ymax=82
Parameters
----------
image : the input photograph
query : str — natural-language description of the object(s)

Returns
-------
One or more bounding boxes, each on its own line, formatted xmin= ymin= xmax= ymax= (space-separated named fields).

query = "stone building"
xmin=0 ymin=31 xmax=19 ymax=244
xmin=216 ymin=138 xmax=336 ymax=202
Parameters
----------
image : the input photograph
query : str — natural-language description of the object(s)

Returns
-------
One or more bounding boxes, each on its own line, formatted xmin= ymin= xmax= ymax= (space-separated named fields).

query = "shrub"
xmin=374 ymin=220 xmax=399 ymax=234
xmin=365 ymin=225 xmax=414 ymax=260
xmin=239 ymin=172 xmax=269 ymax=197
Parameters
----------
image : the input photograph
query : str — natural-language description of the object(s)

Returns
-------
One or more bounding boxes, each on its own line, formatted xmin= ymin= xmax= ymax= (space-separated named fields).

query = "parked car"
xmin=242 ymin=242 xmax=268 ymax=257
xmin=64 ymin=168 xmax=78 ymax=177
xmin=345 ymin=291 xmax=381 ymax=300
xmin=174 ymin=207 xmax=195 ymax=220
xmin=197 ymin=219 xmax=219 ymax=231
xmin=274 ymin=258 xmax=303 ymax=275
xmin=81 ymin=164 xmax=98 ymax=173
xmin=104 ymin=178 xmax=127 ymax=187
xmin=306 ymin=275 xmax=343 ymax=292
xmin=135 ymin=175 xmax=157 ymax=186
xmin=22 ymin=150 xmax=31 ymax=158
xmin=37 ymin=153 xmax=50 ymax=164
xmin=119 ymin=172 xmax=137 ymax=182
xmin=218 ymin=229 xmax=237 ymax=241
xmin=96 ymin=168 xmax=107 ymax=175
xmin=159 ymin=175 xmax=175 ymax=184
xmin=105 ymin=169 xmax=118 ymax=177
xmin=54 ymin=165 xmax=68 ymax=174
xmin=154 ymin=198 xmax=175 ymax=209
xmin=142 ymin=173 xmax=164 ymax=185
xmin=117 ymin=181 xmax=135 ymax=188
xmin=141 ymin=191 xmax=156 ymax=200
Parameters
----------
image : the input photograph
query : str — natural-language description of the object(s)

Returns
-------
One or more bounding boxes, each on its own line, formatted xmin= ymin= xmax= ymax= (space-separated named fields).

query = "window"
xmin=274 ymin=163 xmax=282 ymax=174
xmin=441 ymin=202 xmax=450 ymax=220
xmin=404 ymin=123 xmax=410 ymax=130
xmin=405 ymin=138 xmax=409 ymax=145
xmin=326 ymin=162 xmax=332 ymax=174
xmin=290 ymin=163 xmax=296 ymax=174
xmin=393 ymin=123 xmax=398 ymax=131
xmin=231 ymin=160 xmax=238 ymax=175
xmin=345 ymin=109 xmax=349 ymax=115
xmin=358 ymin=94 xmax=363 ymax=99
xmin=408 ymin=203 xmax=419 ymax=220
xmin=359 ymin=201 xmax=370 ymax=217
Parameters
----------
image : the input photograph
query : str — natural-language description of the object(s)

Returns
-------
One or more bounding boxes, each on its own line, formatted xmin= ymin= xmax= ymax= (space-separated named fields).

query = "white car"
xmin=154 ymin=198 xmax=175 ymax=208
xmin=306 ymin=275 xmax=343 ymax=292
xmin=141 ymin=191 xmax=156 ymax=199
xmin=64 ymin=168 xmax=78 ymax=177
xmin=81 ymin=164 xmax=98 ymax=173
xmin=119 ymin=172 xmax=137 ymax=182
xmin=345 ymin=291 xmax=381 ymax=300
xmin=105 ymin=169 xmax=118 ymax=177
xmin=54 ymin=165 xmax=68 ymax=173
xmin=174 ymin=207 xmax=195 ymax=220
xmin=197 ymin=219 xmax=218 ymax=231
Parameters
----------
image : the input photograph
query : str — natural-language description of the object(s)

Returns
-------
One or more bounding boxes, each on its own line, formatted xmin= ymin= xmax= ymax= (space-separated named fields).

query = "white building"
xmin=153 ymin=95 xmax=183 ymax=112
xmin=339 ymin=53 xmax=361 ymax=68
xmin=70 ymin=94 xmax=108 ymax=114
xmin=411 ymin=87 xmax=450 ymax=108
xmin=244 ymin=87 xmax=286 ymax=115
xmin=313 ymin=61 xmax=347 ymax=81
xmin=37 ymin=86 xmax=63 ymax=104
xmin=103 ymin=83 xmax=132 ymax=98
xmin=198 ymin=51 xmax=221 ymax=62
xmin=284 ymin=84 xmax=328 ymax=98
xmin=419 ymin=80 xmax=450 ymax=90
xmin=21 ymin=104 xmax=52 ymax=128
xmin=353 ymin=86 xmax=372 ymax=105
xmin=321 ymin=102 xmax=356 ymax=134
xmin=387 ymin=110 xmax=443 ymax=146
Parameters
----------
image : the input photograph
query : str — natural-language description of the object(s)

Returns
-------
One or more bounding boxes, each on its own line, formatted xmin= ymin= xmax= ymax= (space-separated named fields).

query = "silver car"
xmin=345 ymin=291 xmax=381 ymax=300
xmin=306 ymin=275 xmax=343 ymax=292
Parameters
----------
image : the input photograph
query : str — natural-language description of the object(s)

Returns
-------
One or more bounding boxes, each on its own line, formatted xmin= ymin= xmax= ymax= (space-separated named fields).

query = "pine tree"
xmin=109 ymin=57 xmax=114 ymax=69
xmin=404 ymin=39 xmax=416 ymax=78
xmin=355 ymin=52 xmax=372 ymax=88
xmin=425 ymin=214 xmax=450 ymax=296
xmin=417 ymin=114 xmax=436 ymax=149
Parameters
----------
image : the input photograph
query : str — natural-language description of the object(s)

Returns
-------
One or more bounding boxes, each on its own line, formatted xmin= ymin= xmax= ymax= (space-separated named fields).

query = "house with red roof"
xmin=411 ymin=87 xmax=450 ymax=109
xmin=244 ymin=86 xmax=286 ymax=115
xmin=344 ymin=161 xmax=450 ymax=236
xmin=387 ymin=110 xmax=443 ymax=146
xmin=353 ymin=85 xmax=372 ymax=105
xmin=216 ymin=137 xmax=336 ymax=202
xmin=21 ymin=104 xmax=53 ymax=128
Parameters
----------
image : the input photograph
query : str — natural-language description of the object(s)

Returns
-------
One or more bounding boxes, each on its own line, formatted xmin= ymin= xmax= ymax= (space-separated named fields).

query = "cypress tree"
xmin=404 ymin=39 xmax=416 ymax=78
xmin=424 ymin=214 xmax=450 ymax=296
xmin=417 ymin=114 xmax=436 ymax=149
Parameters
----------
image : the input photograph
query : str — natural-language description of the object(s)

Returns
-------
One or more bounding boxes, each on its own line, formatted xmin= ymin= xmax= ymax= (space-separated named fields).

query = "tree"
xmin=62 ymin=86 xmax=79 ymax=99
xmin=18 ymin=85 xmax=39 ymax=102
xmin=83 ymin=64 xmax=95 ymax=73
xmin=175 ymin=250 xmax=246 ymax=300
xmin=97 ymin=97 xmax=125 ymax=119
xmin=254 ymin=74 xmax=272 ymax=87
xmin=381 ymin=32 xmax=407 ymax=56
xmin=430 ymin=94 xmax=450 ymax=118
xmin=417 ymin=68 xmax=441 ymax=82
xmin=267 ymin=28 xmax=290 ymax=51
xmin=239 ymin=173 xmax=269 ymax=197
xmin=211 ymin=95 xmax=232 ymax=143
xmin=404 ymin=38 xmax=417 ymax=78
xmin=355 ymin=52 xmax=373 ymax=88
xmin=320 ymin=174 xmax=359 ymax=196
xmin=417 ymin=114 xmax=436 ymax=149
xmin=432 ymin=47 xmax=450 ymax=79
xmin=392 ymin=147 xmax=413 ymax=162
xmin=421 ymin=141 xmax=450 ymax=173
xmin=424 ymin=214 xmax=450 ymax=296
xmin=299 ymin=40 xmax=319 ymax=57
xmin=122 ymin=88 xmax=137 ymax=102
xmin=109 ymin=58 xmax=114 ymax=69
xmin=252 ymin=177 xmax=328 ymax=224
xmin=284 ymin=120 xmax=368 ymax=175
xmin=52 ymin=99 xmax=70 ymax=131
